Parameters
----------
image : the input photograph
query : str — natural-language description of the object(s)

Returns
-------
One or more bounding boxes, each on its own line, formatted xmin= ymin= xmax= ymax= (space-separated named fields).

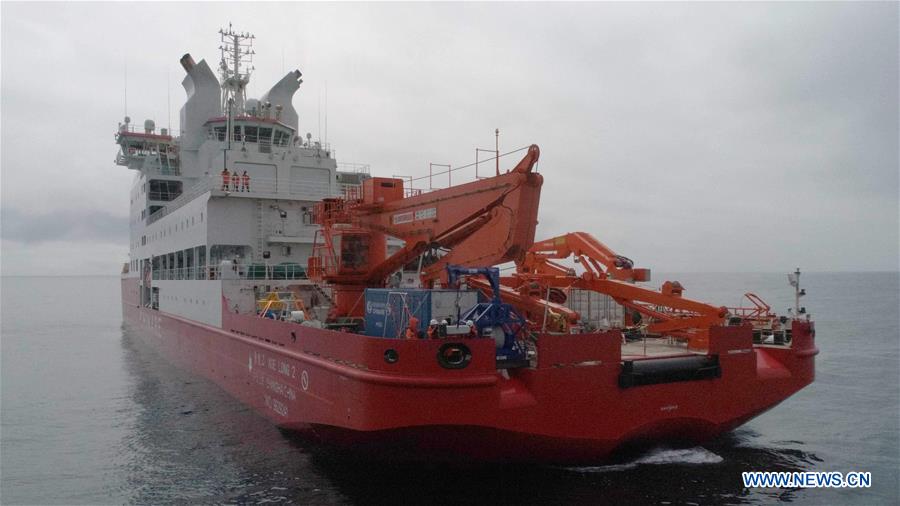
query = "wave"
xmin=566 ymin=446 xmax=724 ymax=473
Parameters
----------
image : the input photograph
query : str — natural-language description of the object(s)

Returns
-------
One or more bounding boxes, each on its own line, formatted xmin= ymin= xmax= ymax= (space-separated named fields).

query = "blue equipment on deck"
xmin=363 ymin=288 xmax=480 ymax=338
xmin=446 ymin=265 xmax=529 ymax=367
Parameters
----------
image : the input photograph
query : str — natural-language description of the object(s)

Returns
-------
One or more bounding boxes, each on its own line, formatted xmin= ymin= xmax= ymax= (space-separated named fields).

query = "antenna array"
xmin=218 ymin=23 xmax=256 ymax=113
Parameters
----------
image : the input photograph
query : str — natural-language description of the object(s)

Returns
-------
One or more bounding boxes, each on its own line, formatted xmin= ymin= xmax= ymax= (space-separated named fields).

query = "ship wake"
xmin=565 ymin=446 xmax=724 ymax=473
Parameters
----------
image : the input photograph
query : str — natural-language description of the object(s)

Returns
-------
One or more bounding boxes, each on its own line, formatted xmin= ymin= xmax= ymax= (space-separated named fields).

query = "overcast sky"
xmin=1 ymin=2 xmax=897 ymax=276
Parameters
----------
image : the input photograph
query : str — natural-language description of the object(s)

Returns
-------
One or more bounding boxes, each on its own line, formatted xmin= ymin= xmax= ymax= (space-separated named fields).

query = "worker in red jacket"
xmin=241 ymin=170 xmax=250 ymax=192
xmin=466 ymin=320 xmax=478 ymax=337
xmin=221 ymin=168 xmax=230 ymax=190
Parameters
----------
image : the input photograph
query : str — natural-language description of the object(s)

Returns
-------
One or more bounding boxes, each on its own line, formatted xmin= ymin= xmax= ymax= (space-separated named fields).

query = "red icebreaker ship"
xmin=120 ymin=28 xmax=816 ymax=463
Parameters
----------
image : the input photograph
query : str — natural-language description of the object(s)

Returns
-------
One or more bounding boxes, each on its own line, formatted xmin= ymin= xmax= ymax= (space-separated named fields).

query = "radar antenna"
xmin=218 ymin=23 xmax=255 ymax=114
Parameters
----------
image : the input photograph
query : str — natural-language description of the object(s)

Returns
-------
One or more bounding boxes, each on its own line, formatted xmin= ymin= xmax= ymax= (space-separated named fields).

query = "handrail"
xmin=147 ymin=177 xmax=213 ymax=224
xmin=148 ymin=175 xmax=354 ymax=224
xmin=336 ymin=162 xmax=370 ymax=174
xmin=117 ymin=123 xmax=180 ymax=138
xmin=151 ymin=264 xmax=309 ymax=281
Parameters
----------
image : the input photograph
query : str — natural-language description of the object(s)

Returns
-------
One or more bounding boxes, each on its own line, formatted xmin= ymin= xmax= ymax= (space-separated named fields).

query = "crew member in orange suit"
xmin=405 ymin=316 xmax=420 ymax=339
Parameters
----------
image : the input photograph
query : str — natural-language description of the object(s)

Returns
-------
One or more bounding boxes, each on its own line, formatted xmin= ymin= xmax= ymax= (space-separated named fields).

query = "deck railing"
xmin=151 ymin=263 xmax=309 ymax=281
xmin=118 ymin=123 xmax=181 ymax=137
xmin=147 ymin=175 xmax=348 ymax=225
xmin=336 ymin=162 xmax=370 ymax=174
xmin=147 ymin=177 xmax=214 ymax=224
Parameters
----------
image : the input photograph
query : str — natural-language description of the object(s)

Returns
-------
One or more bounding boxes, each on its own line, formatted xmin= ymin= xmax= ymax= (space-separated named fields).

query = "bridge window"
xmin=274 ymin=129 xmax=290 ymax=147
xmin=258 ymin=128 xmax=272 ymax=153
xmin=148 ymin=180 xmax=183 ymax=201
xmin=244 ymin=126 xmax=258 ymax=143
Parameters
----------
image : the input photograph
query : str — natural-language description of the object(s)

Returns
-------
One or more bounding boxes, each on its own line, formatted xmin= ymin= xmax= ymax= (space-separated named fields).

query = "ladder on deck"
xmin=312 ymin=283 xmax=335 ymax=306
xmin=255 ymin=200 xmax=264 ymax=262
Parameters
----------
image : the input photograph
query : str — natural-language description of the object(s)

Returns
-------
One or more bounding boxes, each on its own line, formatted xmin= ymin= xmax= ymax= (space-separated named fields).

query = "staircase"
xmin=312 ymin=283 xmax=335 ymax=306
xmin=255 ymin=200 xmax=265 ymax=261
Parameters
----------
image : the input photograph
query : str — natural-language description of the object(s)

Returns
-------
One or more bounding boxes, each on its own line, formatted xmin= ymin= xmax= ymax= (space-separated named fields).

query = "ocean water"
xmin=1 ymin=273 xmax=898 ymax=505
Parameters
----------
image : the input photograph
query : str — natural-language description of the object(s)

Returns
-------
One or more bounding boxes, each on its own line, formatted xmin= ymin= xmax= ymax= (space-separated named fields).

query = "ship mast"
xmin=788 ymin=267 xmax=807 ymax=319
xmin=218 ymin=23 xmax=255 ymax=115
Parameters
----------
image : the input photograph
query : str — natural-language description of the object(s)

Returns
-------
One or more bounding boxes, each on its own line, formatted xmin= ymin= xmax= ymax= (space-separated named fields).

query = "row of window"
xmin=131 ymin=180 xmax=183 ymax=223
xmin=210 ymin=125 xmax=292 ymax=148
xmin=148 ymin=180 xmax=183 ymax=202
xmin=152 ymin=246 xmax=207 ymax=280
xmin=148 ymin=245 xmax=254 ymax=281
xmin=133 ymin=179 xmax=184 ymax=202
xmin=160 ymin=293 xmax=209 ymax=305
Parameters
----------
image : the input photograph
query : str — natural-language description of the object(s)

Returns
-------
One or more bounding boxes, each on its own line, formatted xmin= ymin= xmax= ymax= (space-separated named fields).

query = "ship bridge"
xmin=115 ymin=118 xmax=179 ymax=176
xmin=204 ymin=114 xmax=295 ymax=154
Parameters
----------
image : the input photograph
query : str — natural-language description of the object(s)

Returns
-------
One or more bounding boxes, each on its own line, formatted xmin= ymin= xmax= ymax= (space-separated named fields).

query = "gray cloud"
xmin=1 ymin=2 xmax=897 ymax=275
xmin=1 ymin=208 xmax=128 ymax=245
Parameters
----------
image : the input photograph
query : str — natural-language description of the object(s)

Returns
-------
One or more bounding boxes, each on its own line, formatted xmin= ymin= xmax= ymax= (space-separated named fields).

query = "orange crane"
xmin=307 ymin=144 xmax=735 ymax=347
xmin=503 ymin=232 xmax=729 ymax=347
xmin=522 ymin=232 xmax=650 ymax=282
xmin=308 ymin=145 xmax=543 ymax=320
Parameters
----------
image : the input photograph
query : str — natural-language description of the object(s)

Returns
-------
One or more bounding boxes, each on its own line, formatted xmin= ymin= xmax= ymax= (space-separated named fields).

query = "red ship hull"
xmin=122 ymin=278 xmax=816 ymax=464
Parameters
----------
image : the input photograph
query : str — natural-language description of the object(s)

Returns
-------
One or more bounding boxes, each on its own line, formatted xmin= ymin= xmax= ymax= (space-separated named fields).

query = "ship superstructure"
xmin=119 ymin=28 xmax=817 ymax=463
xmin=119 ymin=27 xmax=369 ymax=328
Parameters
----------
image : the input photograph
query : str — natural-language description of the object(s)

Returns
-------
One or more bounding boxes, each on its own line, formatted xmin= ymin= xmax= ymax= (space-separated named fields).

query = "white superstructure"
xmin=118 ymin=27 xmax=368 ymax=326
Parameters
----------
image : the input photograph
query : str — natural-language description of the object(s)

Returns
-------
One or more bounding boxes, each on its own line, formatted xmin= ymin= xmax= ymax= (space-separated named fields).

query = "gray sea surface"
xmin=1 ymin=273 xmax=898 ymax=505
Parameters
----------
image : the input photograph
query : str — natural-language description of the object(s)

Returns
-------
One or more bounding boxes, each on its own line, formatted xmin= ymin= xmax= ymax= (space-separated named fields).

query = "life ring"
xmin=436 ymin=343 xmax=472 ymax=370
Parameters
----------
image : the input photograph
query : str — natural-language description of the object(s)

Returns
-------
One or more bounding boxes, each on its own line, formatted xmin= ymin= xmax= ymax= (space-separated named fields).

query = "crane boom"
xmin=308 ymin=145 xmax=543 ymax=319
xmin=498 ymin=231 xmax=729 ymax=346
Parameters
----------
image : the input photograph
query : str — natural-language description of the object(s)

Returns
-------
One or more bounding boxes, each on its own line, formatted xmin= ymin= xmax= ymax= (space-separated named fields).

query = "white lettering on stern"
xmin=248 ymin=350 xmax=298 ymax=418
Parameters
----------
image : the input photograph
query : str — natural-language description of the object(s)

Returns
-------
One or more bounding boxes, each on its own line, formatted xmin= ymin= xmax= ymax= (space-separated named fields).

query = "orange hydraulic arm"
xmin=510 ymin=273 xmax=727 ymax=338
xmin=309 ymin=145 xmax=543 ymax=318
xmin=505 ymin=231 xmax=728 ymax=343
xmin=360 ymin=145 xmax=542 ymax=284
xmin=522 ymin=232 xmax=651 ymax=282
